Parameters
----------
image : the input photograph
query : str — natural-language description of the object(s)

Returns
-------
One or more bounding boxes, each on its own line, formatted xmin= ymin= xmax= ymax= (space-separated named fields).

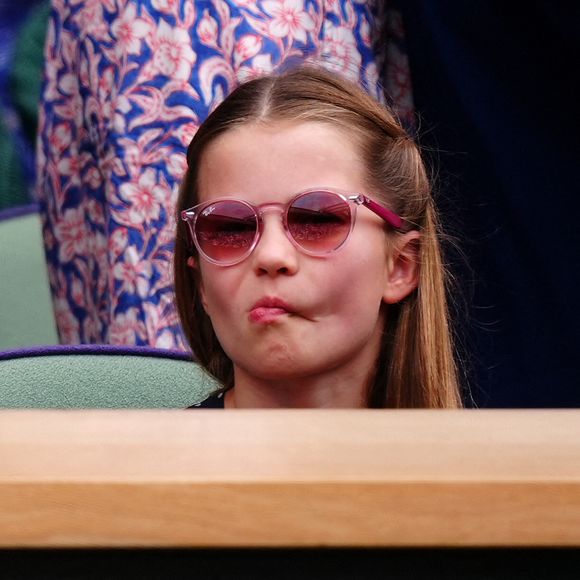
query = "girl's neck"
xmin=225 ymin=368 xmax=370 ymax=409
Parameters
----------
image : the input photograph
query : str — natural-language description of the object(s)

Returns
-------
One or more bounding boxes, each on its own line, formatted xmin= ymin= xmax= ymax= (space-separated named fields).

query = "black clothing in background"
xmin=399 ymin=2 xmax=580 ymax=406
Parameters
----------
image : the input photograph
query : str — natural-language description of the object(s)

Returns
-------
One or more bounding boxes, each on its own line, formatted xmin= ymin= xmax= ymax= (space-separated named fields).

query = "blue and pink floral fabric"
xmin=37 ymin=0 xmax=412 ymax=347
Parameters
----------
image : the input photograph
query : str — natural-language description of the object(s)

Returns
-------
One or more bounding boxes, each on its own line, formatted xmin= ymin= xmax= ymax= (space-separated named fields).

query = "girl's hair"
xmin=174 ymin=66 xmax=462 ymax=408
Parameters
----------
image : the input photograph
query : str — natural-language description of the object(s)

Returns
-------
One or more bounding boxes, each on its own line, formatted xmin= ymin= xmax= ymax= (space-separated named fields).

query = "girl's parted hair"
xmin=174 ymin=67 xmax=462 ymax=408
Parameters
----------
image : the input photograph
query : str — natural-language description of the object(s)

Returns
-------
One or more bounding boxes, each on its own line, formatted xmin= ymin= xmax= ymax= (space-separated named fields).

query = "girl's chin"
xmin=234 ymin=361 xmax=316 ymax=383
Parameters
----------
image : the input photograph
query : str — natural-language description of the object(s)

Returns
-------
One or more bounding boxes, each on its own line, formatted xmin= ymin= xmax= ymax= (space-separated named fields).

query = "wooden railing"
xmin=1 ymin=410 xmax=579 ymax=547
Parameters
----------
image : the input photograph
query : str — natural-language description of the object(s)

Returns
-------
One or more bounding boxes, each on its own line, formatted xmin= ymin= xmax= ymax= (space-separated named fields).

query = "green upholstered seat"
xmin=0 ymin=346 xmax=218 ymax=408
xmin=0 ymin=205 xmax=58 ymax=349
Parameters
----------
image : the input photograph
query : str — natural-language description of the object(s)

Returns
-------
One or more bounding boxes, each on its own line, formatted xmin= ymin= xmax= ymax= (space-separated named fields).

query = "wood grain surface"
xmin=0 ymin=410 xmax=579 ymax=547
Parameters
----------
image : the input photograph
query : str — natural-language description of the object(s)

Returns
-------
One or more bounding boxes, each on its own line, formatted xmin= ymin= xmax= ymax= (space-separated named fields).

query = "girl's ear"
xmin=186 ymin=256 xmax=197 ymax=269
xmin=382 ymin=231 xmax=421 ymax=304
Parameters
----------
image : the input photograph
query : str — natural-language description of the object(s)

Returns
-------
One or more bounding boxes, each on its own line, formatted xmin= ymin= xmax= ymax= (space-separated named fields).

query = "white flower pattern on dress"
xmin=263 ymin=0 xmax=316 ymax=43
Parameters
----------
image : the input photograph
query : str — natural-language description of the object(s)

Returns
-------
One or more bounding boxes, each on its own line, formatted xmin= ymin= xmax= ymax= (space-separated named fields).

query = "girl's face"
xmin=195 ymin=121 xmax=395 ymax=391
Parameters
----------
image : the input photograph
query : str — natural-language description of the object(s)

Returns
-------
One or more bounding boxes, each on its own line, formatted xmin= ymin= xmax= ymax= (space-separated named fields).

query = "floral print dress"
xmin=37 ymin=0 xmax=412 ymax=348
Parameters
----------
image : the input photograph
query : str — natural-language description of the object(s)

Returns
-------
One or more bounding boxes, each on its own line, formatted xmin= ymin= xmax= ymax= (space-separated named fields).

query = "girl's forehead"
xmin=207 ymin=119 xmax=357 ymax=154
xmin=197 ymin=120 xmax=368 ymax=202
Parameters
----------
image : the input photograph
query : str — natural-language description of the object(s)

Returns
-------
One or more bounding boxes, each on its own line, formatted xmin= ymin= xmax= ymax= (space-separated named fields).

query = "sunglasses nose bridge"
xmin=256 ymin=202 xmax=286 ymax=218
xmin=254 ymin=202 xmax=290 ymax=242
xmin=255 ymin=203 xmax=287 ymax=233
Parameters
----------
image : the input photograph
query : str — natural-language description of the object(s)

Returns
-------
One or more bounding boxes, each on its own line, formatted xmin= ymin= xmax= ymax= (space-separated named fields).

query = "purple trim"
xmin=0 ymin=344 xmax=194 ymax=362
xmin=0 ymin=203 xmax=40 ymax=223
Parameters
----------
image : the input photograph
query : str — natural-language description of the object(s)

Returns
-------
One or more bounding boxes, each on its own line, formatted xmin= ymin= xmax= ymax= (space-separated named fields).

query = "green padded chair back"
xmin=0 ymin=345 xmax=218 ymax=408
xmin=0 ymin=205 xmax=58 ymax=349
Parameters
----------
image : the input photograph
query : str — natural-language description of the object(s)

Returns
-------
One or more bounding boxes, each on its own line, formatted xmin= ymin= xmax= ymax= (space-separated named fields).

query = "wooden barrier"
xmin=0 ymin=410 xmax=579 ymax=547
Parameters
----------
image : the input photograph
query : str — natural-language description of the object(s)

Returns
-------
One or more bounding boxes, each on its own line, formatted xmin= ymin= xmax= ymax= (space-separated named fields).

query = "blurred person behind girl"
xmin=37 ymin=0 xmax=411 ymax=347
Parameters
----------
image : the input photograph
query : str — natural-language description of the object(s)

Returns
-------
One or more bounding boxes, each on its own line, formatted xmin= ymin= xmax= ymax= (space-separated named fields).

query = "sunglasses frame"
xmin=181 ymin=188 xmax=403 ymax=266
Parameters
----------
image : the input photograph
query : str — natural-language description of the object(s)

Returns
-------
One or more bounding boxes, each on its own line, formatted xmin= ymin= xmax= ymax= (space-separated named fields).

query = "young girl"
xmin=174 ymin=67 xmax=462 ymax=409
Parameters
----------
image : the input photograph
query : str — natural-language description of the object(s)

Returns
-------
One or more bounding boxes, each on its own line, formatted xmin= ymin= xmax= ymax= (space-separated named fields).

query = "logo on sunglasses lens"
xmin=202 ymin=205 xmax=217 ymax=217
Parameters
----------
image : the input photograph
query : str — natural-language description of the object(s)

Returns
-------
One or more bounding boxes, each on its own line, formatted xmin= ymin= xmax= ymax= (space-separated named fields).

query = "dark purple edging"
xmin=0 ymin=203 xmax=40 ymax=223
xmin=0 ymin=344 xmax=194 ymax=362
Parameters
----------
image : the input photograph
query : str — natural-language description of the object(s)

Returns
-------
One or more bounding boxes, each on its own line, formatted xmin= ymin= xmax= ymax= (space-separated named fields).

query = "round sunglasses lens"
xmin=287 ymin=191 xmax=351 ymax=253
xmin=195 ymin=201 xmax=257 ymax=263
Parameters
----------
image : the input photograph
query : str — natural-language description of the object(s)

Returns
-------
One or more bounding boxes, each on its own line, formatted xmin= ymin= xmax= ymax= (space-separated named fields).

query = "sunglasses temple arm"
xmin=359 ymin=195 xmax=403 ymax=229
xmin=181 ymin=210 xmax=196 ymax=252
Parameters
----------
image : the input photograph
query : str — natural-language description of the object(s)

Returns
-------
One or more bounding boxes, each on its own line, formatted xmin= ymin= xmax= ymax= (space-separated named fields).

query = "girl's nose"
xmin=251 ymin=214 xmax=299 ymax=276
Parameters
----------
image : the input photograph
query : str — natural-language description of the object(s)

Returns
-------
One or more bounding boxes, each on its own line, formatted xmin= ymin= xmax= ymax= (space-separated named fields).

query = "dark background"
xmin=2 ymin=548 xmax=580 ymax=579
xmin=399 ymin=1 xmax=580 ymax=407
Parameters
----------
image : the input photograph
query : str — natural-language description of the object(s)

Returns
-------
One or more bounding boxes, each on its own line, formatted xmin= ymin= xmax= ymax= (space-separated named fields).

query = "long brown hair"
xmin=174 ymin=66 xmax=462 ymax=408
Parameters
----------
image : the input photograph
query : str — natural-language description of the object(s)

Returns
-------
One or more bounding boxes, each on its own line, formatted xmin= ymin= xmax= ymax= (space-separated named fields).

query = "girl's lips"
xmin=249 ymin=297 xmax=295 ymax=324
xmin=248 ymin=307 xmax=289 ymax=324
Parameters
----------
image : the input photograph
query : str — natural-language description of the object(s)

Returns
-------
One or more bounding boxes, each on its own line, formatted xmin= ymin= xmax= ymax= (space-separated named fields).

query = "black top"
xmin=188 ymin=391 xmax=226 ymax=409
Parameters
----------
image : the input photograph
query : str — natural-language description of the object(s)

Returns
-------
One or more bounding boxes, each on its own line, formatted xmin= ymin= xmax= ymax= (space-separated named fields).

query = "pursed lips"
xmin=248 ymin=297 xmax=295 ymax=324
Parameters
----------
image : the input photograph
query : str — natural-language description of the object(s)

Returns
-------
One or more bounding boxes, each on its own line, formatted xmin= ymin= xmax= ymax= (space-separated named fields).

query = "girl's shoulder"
xmin=188 ymin=390 xmax=226 ymax=409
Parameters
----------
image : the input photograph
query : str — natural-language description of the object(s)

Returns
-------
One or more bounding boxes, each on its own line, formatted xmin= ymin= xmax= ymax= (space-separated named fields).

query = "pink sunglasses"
xmin=181 ymin=189 xmax=403 ymax=266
